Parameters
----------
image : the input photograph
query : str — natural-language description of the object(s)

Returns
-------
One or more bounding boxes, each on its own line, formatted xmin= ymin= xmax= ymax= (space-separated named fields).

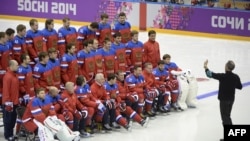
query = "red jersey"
xmin=143 ymin=40 xmax=161 ymax=68
xmin=58 ymin=27 xmax=78 ymax=56
xmin=60 ymin=90 xmax=85 ymax=114
xmin=77 ymin=50 xmax=96 ymax=82
xmin=97 ymin=22 xmax=113 ymax=46
xmin=22 ymin=97 xmax=56 ymax=123
xmin=12 ymin=35 xmax=27 ymax=63
xmin=2 ymin=68 xmax=19 ymax=105
xmin=26 ymin=30 xmax=47 ymax=64
xmin=142 ymin=70 xmax=156 ymax=89
xmin=126 ymin=41 xmax=144 ymax=67
xmin=111 ymin=43 xmax=127 ymax=72
xmin=60 ymin=53 xmax=78 ymax=84
xmin=33 ymin=62 xmax=55 ymax=91
xmin=90 ymin=81 xmax=109 ymax=101
xmin=17 ymin=65 xmax=35 ymax=97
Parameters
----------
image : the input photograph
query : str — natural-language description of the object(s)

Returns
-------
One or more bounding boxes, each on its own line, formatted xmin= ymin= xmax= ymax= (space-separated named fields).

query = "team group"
xmin=0 ymin=12 xmax=186 ymax=141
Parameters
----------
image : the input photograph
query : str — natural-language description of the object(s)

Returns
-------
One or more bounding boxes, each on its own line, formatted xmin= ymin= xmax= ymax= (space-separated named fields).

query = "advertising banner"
xmin=0 ymin=0 xmax=102 ymax=22
xmin=0 ymin=0 xmax=139 ymax=26
xmin=147 ymin=4 xmax=250 ymax=37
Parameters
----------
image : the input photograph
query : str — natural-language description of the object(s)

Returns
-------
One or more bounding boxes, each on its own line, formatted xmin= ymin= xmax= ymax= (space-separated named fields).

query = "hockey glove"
xmin=5 ymin=102 xmax=13 ymax=112
xmin=97 ymin=103 xmax=106 ymax=113
xmin=105 ymin=100 xmax=112 ymax=109
xmin=63 ymin=110 xmax=70 ymax=120
xmin=23 ymin=94 xmax=30 ymax=105
xmin=81 ymin=109 xmax=88 ymax=119
xmin=74 ymin=110 xmax=82 ymax=120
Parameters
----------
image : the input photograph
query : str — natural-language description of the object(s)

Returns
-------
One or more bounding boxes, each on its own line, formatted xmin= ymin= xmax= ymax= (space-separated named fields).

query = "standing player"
xmin=58 ymin=17 xmax=78 ymax=57
xmin=126 ymin=30 xmax=144 ymax=74
xmin=2 ymin=60 xmax=19 ymax=141
xmin=60 ymin=44 xmax=78 ymax=84
xmin=113 ymin=12 xmax=131 ymax=44
xmin=77 ymin=40 xmax=96 ymax=84
xmin=99 ymin=38 xmax=116 ymax=78
xmin=77 ymin=22 xmax=99 ymax=51
xmin=42 ymin=19 xmax=58 ymax=51
xmin=5 ymin=28 xmax=15 ymax=58
xmin=112 ymin=32 xmax=127 ymax=73
xmin=12 ymin=24 xmax=27 ymax=63
xmin=26 ymin=19 xmax=47 ymax=67
xmin=143 ymin=30 xmax=161 ymax=68
xmin=0 ymin=32 xmax=12 ymax=111
xmin=48 ymin=47 xmax=61 ymax=89
xmin=17 ymin=53 xmax=35 ymax=99
xmin=97 ymin=13 xmax=113 ymax=47
xmin=33 ymin=52 xmax=54 ymax=91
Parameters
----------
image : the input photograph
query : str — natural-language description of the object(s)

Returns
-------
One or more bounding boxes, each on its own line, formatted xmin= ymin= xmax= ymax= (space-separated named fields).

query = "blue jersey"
xmin=114 ymin=21 xmax=131 ymax=30
xmin=99 ymin=48 xmax=116 ymax=74
xmin=75 ymin=84 xmax=91 ymax=99
xmin=152 ymin=68 xmax=169 ymax=82
xmin=33 ymin=62 xmax=54 ymax=89
xmin=77 ymin=50 xmax=95 ymax=66
xmin=46 ymin=93 xmax=61 ymax=104
xmin=103 ymin=81 xmax=119 ymax=97
xmin=111 ymin=42 xmax=126 ymax=51
xmin=77 ymin=26 xmax=96 ymax=41
xmin=31 ymin=96 xmax=54 ymax=115
xmin=42 ymin=28 xmax=58 ymax=38
xmin=6 ymin=39 xmax=13 ymax=51
xmin=125 ymin=74 xmax=145 ymax=85
xmin=114 ymin=21 xmax=131 ymax=43
xmin=12 ymin=35 xmax=26 ymax=61
xmin=58 ymin=27 xmax=77 ymax=44
xmin=42 ymin=28 xmax=58 ymax=49
xmin=0 ymin=43 xmax=12 ymax=71
xmin=48 ymin=58 xmax=60 ymax=69
xmin=164 ymin=62 xmax=179 ymax=71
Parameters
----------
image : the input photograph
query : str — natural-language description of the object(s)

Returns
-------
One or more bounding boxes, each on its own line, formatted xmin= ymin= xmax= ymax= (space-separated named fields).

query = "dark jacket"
xmin=205 ymin=69 xmax=242 ymax=101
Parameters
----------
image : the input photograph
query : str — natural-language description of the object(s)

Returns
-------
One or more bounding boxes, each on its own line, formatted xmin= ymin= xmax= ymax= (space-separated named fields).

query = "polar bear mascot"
xmin=34 ymin=116 xmax=80 ymax=141
xmin=170 ymin=69 xmax=198 ymax=110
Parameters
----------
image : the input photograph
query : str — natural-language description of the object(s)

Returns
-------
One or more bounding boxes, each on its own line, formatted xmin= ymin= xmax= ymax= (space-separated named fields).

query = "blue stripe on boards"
xmin=197 ymin=81 xmax=250 ymax=100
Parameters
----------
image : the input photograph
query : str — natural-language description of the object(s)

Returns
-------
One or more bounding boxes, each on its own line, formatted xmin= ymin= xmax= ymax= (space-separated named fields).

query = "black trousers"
xmin=2 ymin=105 xmax=18 ymax=139
xmin=73 ymin=117 xmax=86 ymax=132
xmin=219 ymin=100 xmax=234 ymax=125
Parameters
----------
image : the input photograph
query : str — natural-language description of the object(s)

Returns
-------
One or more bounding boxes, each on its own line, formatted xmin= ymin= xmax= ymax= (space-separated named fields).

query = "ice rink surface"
xmin=0 ymin=19 xmax=250 ymax=141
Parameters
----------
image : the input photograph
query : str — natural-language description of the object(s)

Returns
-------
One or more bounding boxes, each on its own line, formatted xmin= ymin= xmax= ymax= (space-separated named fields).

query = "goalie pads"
xmin=186 ymin=74 xmax=198 ymax=108
xmin=43 ymin=116 xmax=62 ymax=135
xmin=44 ymin=117 xmax=80 ymax=141
xmin=56 ymin=124 xmax=80 ymax=141
xmin=33 ymin=119 xmax=57 ymax=141
xmin=177 ymin=75 xmax=189 ymax=110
